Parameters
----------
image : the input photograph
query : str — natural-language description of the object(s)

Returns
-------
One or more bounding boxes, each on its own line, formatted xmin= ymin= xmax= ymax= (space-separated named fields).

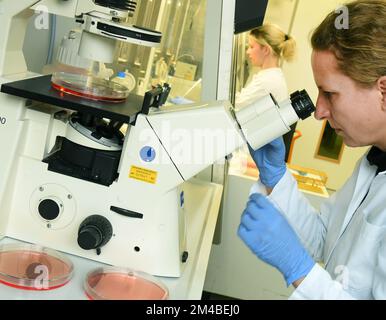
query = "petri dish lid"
xmin=84 ymin=267 xmax=169 ymax=300
xmin=51 ymin=72 xmax=130 ymax=103
xmin=0 ymin=243 xmax=74 ymax=291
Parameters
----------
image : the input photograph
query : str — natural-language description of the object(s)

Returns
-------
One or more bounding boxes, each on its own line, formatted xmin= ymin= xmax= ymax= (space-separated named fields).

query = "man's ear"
xmin=377 ymin=76 xmax=386 ymax=109
xmin=262 ymin=45 xmax=271 ymax=56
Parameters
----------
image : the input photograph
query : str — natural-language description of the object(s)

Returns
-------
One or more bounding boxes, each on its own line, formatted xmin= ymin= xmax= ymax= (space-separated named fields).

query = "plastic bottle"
xmin=111 ymin=71 xmax=136 ymax=92
xmin=155 ymin=57 xmax=168 ymax=83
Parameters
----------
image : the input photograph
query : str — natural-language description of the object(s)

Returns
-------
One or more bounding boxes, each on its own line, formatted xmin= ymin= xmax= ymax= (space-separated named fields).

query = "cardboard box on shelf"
xmin=228 ymin=151 xmax=329 ymax=198
xmin=287 ymin=163 xmax=329 ymax=197
xmin=174 ymin=61 xmax=197 ymax=81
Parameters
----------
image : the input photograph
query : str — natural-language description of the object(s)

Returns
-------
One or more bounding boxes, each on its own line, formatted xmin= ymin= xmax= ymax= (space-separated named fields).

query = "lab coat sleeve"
xmin=235 ymin=77 xmax=269 ymax=109
xmin=250 ymin=170 xmax=329 ymax=261
xmin=250 ymin=173 xmax=358 ymax=299
xmin=372 ymin=235 xmax=386 ymax=299
xmin=289 ymin=263 xmax=355 ymax=299
xmin=290 ymin=236 xmax=386 ymax=299
xmin=291 ymin=237 xmax=386 ymax=300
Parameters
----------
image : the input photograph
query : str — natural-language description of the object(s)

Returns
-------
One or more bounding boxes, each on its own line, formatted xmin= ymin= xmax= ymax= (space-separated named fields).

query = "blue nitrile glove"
xmin=238 ymin=193 xmax=315 ymax=286
xmin=169 ymin=96 xmax=194 ymax=105
xmin=248 ymin=137 xmax=286 ymax=188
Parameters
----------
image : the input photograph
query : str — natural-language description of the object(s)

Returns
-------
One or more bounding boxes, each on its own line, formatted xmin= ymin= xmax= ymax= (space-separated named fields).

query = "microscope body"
xmin=0 ymin=88 xmax=244 ymax=276
xmin=0 ymin=0 xmax=189 ymax=277
xmin=0 ymin=0 xmax=315 ymax=277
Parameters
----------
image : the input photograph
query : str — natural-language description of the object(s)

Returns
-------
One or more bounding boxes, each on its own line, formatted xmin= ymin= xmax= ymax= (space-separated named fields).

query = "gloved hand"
xmin=248 ymin=137 xmax=286 ymax=188
xmin=169 ymin=96 xmax=194 ymax=105
xmin=238 ymin=193 xmax=315 ymax=286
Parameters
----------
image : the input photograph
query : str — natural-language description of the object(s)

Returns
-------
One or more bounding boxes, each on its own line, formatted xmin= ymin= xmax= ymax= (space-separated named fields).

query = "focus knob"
xmin=77 ymin=215 xmax=113 ymax=250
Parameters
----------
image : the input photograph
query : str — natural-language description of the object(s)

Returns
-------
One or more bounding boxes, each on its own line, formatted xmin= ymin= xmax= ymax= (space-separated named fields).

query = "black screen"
xmin=234 ymin=0 xmax=269 ymax=34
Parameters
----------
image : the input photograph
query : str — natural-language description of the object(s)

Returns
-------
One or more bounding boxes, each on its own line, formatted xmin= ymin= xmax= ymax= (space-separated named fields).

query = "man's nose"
xmin=314 ymin=95 xmax=330 ymax=120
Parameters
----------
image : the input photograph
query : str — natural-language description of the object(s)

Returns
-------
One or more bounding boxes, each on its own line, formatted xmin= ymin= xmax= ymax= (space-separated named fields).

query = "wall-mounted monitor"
xmin=234 ymin=0 xmax=269 ymax=34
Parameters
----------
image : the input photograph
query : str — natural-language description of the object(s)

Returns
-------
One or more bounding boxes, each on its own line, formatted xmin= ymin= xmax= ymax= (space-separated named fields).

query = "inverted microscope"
xmin=0 ymin=0 xmax=315 ymax=277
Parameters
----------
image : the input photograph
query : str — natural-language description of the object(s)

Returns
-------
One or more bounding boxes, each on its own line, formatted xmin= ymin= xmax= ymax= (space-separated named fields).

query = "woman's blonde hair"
xmin=250 ymin=23 xmax=296 ymax=62
xmin=311 ymin=0 xmax=386 ymax=87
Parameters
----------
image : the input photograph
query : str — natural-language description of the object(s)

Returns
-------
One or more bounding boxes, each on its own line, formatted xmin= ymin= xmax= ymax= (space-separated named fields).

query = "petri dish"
xmin=84 ymin=267 xmax=169 ymax=300
xmin=0 ymin=243 xmax=74 ymax=291
xmin=51 ymin=72 xmax=130 ymax=103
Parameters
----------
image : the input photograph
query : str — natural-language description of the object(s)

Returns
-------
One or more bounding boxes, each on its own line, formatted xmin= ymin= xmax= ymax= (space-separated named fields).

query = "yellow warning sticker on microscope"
xmin=129 ymin=166 xmax=158 ymax=184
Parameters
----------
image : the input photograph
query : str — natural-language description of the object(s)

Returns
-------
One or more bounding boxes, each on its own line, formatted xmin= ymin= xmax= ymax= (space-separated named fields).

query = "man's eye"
xmin=323 ymin=91 xmax=333 ymax=98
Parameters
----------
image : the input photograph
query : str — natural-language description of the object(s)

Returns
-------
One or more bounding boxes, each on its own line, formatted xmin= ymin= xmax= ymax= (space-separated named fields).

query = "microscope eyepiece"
xmin=290 ymin=90 xmax=315 ymax=120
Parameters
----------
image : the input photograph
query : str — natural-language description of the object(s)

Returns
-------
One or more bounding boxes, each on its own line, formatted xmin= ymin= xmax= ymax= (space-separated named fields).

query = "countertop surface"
xmin=0 ymin=179 xmax=223 ymax=300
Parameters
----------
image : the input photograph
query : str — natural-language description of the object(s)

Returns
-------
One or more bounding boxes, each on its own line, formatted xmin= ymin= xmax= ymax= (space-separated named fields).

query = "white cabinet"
xmin=204 ymin=174 xmax=293 ymax=299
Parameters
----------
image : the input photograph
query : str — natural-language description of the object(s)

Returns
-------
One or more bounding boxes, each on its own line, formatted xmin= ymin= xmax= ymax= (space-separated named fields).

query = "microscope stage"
xmin=1 ymin=75 xmax=143 ymax=123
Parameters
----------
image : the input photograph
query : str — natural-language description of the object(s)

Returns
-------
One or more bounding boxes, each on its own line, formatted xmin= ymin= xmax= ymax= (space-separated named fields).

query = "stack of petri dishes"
xmin=51 ymin=72 xmax=130 ymax=103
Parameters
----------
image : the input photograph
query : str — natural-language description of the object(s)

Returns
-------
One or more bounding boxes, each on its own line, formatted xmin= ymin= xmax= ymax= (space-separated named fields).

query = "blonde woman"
xmin=236 ymin=24 xmax=296 ymax=160
xmin=239 ymin=0 xmax=386 ymax=299
xmin=236 ymin=23 xmax=296 ymax=108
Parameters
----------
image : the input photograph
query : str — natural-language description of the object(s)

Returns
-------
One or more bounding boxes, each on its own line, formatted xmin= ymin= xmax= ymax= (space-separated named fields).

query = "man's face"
xmin=311 ymin=50 xmax=385 ymax=148
xmin=246 ymin=36 xmax=267 ymax=67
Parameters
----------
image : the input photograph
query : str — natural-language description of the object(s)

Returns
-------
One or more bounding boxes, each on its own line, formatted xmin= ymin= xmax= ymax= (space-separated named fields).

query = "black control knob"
xmin=182 ymin=251 xmax=189 ymax=263
xmin=38 ymin=198 xmax=61 ymax=221
xmin=77 ymin=215 xmax=113 ymax=250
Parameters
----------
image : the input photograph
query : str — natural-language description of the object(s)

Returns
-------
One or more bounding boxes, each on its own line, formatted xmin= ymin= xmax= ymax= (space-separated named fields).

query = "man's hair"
xmin=311 ymin=0 xmax=386 ymax=87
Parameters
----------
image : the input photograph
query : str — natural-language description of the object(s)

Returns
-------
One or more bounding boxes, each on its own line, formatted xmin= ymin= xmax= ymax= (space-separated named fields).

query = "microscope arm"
xmin=146 ymin=100 xmax=244 ymax=181
xmin=0 ymin=0 xmax=83 ymax=76
xmin=0 ymin=0 xmax=41 ymax=76
xmin=146 ymin=91 xmax=314 ymax=182
xmin=31 ymin=0 xmax=129 ymax=19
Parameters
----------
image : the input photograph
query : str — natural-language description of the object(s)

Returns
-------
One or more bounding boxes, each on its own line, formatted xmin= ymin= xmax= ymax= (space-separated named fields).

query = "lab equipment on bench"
xmin=110 ymin=71 xmax=136 ymax=91
xmin=45 ymin=0 xmax=160 ymax=102
xmin=0 ymin=0 xmax=315 ymax=278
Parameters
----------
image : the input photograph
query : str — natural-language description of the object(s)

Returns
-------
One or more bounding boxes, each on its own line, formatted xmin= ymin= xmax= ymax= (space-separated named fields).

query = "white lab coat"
xmin=235 ymin=68 xmax=289 ymax=108
xmin=250 ymin=153 xmax=386 ymax=299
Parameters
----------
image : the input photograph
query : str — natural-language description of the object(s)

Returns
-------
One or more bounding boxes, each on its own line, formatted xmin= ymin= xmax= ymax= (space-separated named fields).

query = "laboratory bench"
xmin=0 ymin=179 xmax=223 ymax=300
